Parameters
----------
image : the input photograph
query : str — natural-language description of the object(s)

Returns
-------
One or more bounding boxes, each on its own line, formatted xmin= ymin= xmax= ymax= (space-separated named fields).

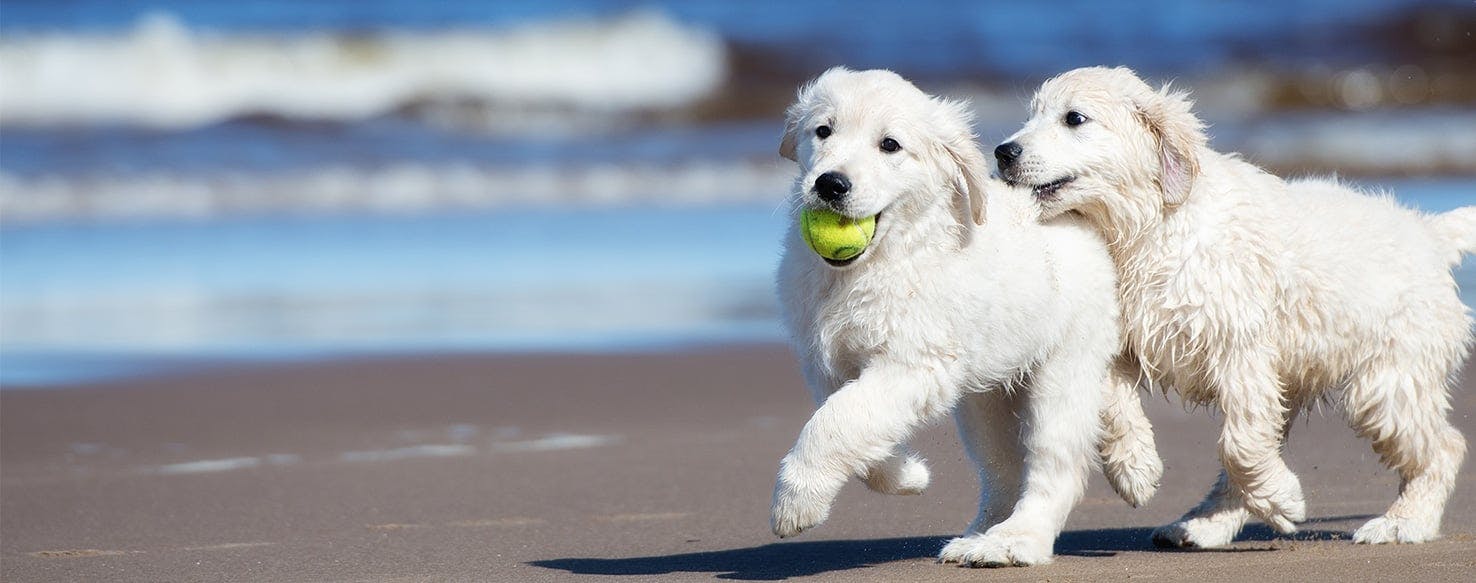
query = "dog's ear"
xmin=935 ymin=100 xmax=988 ymax=225
xmin=778 ymin=85 xmax=808 ymax=161
xmin=779 ymin=72 xmax=832 ymax=162
xmin=778 ymin=116 xmax=800 ymax=162
xmin=1135 ymin=85 xmax=1205 ymax=207
xmin=945 ymin=137 xmax=989 ymax=226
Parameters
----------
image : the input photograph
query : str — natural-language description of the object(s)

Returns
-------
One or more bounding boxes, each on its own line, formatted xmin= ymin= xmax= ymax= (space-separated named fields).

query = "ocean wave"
xmin=0 ymin=11 xmax=726 ymax=128
xmin=0 ymin=161 xmax=793 ymax=222
xmin=1234 ymin=110 xmax=1476 ymax=176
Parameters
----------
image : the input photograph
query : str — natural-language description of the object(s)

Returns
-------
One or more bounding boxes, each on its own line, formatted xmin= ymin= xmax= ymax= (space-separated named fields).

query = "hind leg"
xmin=861 ymin=447 xmax=932 ymax=495
xmin=1345 ymin=360 xmax=1467 ymax=544
xmin=947 ymin=390 xmax=1025 ymax=537
xmin=940 ymin=348 xmax=1104 ymax=567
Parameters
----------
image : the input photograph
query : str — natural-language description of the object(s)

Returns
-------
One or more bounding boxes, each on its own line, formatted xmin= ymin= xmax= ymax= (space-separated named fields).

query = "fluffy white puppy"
xmin=769 ymin=67 xmax=1163 ymax=567
xmin=997 ymin=66 xmax=1476 ymax=547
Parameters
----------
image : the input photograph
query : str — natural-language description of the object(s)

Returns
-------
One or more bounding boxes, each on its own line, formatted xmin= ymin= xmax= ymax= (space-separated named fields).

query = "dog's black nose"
xmin=814 ymin=172 xmax=851 ymax=203
xmin=994 ymin=142 xmax=1023 ymax=167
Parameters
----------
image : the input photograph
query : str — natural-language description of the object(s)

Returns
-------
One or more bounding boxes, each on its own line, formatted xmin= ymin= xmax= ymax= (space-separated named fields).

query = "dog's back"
xmin=1166 ymin=160 xmax=1474 ymax=392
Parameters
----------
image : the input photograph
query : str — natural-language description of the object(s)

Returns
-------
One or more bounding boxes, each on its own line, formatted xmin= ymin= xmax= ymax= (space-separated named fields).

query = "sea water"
xmin=1 ymin=1 xmax=1472 ymax=384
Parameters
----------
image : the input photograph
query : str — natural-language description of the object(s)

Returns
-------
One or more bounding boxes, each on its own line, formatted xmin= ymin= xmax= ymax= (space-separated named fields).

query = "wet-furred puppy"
xmin=999 ymin=66 xmax=1476 ymax=546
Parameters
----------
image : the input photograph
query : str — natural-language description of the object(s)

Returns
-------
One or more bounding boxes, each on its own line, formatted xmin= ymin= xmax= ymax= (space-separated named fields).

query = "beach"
xmin=3 ymin=346 xmax=1473 ymax=581
xmin=3 ymin=2 xmax=1475 ymax=581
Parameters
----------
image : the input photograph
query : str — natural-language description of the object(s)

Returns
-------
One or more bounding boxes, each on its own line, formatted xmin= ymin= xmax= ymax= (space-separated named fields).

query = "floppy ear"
xmin=1135 ymin=85 xmax=1205 ymax=207
xmin=779 ymin=72 xmax=831 ymax=162
xmin=935 ymin=100 xmax=988 ymax=225
xmin=944 ymin=137 xmax=989 ymax=225
xmin=778 ymin=85 xmax=806 ymax=161
xmin=778 ymin=118 xmax=800 ymax=162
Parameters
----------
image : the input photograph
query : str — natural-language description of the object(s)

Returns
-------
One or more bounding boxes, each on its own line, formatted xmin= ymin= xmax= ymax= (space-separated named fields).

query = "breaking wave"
xmin=0 ymin=161 xmax=793 ymax=222
xmin=0 ymin=11 xmax=727 ymax=128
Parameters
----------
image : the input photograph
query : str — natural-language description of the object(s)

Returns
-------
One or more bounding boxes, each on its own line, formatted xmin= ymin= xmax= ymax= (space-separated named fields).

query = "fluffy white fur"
xmin=999 ymin=66 xmax=1476 ymax=547
xmin=769 ymin=67 xmax=1163 ymax=567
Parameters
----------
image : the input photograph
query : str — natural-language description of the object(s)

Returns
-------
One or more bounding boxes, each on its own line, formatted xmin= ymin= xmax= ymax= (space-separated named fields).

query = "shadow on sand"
xmin=531 ymin=518 xmax=1366 ymax=581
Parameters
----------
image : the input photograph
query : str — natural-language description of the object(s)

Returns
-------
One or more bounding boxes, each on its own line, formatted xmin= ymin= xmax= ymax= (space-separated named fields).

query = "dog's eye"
xmin=1064 ymin=111 xmax=1088 ymax=127
xmin=879 ymin=137 xmax=901 ymax=153
xmin=816 ymin=125 xmax=832 ymax=139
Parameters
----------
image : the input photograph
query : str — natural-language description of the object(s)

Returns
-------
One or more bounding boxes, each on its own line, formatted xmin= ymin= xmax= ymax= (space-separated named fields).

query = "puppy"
xmin=770 ymin=67 xmax=1163 ymax=567
xmin=998 ymin=66 xmax=1476 ymax=546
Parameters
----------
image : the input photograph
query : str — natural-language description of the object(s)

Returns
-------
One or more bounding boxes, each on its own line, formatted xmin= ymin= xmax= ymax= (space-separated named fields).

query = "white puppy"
xmin=769 ymin=67 xmax=1163 ymax=567
xmin=998 ymin=66 xmax=1476 ymax=547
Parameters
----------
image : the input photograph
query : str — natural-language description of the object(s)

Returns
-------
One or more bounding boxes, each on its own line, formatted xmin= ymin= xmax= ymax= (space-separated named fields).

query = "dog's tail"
xmin=1099 ymin=363 xmax=1163 ymax=508
xmin=1428 ymin=206 xmax=1476 ymax=268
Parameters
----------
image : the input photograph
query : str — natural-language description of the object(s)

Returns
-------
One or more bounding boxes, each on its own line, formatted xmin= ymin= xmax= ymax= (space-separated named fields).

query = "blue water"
xmin=3 ymin=0 xmax=1461 ymax=76
xmin=0 ymin=121 xmax=783 ymax=178
xmin=3 ymin=182 xmax=1473 ymax=386
xmin=2 ymin=1 xmax=1474 ymax=385
xmin=0 ymin=205 xmax=792 ymax=384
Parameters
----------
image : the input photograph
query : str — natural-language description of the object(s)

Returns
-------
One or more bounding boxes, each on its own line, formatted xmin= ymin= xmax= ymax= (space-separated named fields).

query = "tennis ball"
xmin=800 ymin=208 xmax=876 ymax=261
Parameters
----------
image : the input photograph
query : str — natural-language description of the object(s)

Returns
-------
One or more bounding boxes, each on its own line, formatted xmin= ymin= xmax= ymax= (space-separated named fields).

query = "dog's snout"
xmin=994 ymin=142 xmax=1023 ymax=167
xmin=814 ymin=172 xmax=851 ymax=203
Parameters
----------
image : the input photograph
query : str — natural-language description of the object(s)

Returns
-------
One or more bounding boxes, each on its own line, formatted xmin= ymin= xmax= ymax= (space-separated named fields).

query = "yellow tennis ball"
xmin=800 ymin=208 xmax=876 ymax=261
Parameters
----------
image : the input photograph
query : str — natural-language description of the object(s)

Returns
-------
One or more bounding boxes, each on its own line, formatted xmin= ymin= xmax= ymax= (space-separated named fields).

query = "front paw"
xmin=938 ymin=526 xmax=1053 ymax=567
xmin=1239 ymin=472 xmax=1306 ymax=534
xmin=1102 ymin=447 xmax=1163 ymax=508
xmin=770 ymin=475 xmax=834 ymax=538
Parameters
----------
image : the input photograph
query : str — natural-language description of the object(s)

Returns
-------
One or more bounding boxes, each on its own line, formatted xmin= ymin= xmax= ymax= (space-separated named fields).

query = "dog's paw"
xmin=937 ymin=527 xmax=1053 ymax=567
xmin=1353 ymin=516 xmax=1439 ymax=545
xmin=1239 ymin=472 xmax=1306 ymax=534
xmin=770 ymin=477 xmax=833 ymax=538
xmin=1151 ymin=516 xmax=1241 ymax=549
xmin=862 ymin=454 xmax=930 ymax=496
xmin=1104 ymin=449 xmax=1163 ymax=508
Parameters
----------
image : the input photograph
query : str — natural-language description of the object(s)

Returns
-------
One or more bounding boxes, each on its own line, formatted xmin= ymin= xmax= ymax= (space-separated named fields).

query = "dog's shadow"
xmin=530 ymin=517 xmax=1362 ymax=580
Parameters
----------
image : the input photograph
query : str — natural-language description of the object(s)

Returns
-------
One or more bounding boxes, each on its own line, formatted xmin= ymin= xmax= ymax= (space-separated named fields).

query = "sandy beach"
xmin=2 ymin=345 xmax=1473 ymax=581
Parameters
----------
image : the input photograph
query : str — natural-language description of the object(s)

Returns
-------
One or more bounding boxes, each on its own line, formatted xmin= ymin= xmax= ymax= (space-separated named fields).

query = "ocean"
xmin=1 ymin=1 xmax=1473 ymax=384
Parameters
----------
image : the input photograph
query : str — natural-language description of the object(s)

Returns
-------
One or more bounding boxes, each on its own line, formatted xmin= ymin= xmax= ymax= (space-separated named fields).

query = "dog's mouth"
xmin=1028 ymin=176 xmax=1075 ymax=200
xmin=823 ymin=212 xmax=882 ymax=268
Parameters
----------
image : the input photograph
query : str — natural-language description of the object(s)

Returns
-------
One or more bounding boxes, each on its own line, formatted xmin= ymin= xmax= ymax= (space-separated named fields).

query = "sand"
xmin=2 ymin=346 xmax=1474 ymax=581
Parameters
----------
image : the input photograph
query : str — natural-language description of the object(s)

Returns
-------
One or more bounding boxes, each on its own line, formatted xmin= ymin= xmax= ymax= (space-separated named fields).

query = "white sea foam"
xmin=1238 ymin=111 xmax=1476 ymax=174
xmin=157 ymin=457 xmax=260 ymax=474
xmin=154 ymin=454 xmax=298 ymax=474
xmin=492 ymin=433 xmax=621 ymax=452
xmin=0 ymin=160 xmax=793 ymax=222
xmin=0 ymin=11 xmax=726 ymax=128
xmin=338 ymin=444 xmax=476 ymax=463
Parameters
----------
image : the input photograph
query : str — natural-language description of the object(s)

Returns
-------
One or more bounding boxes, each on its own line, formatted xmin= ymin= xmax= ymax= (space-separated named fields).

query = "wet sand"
xmin=3 ymin=346 xmax=1473 ymax=581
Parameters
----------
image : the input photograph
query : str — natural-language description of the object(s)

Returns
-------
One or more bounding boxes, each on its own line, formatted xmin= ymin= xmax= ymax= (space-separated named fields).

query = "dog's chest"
xmin=811 ymin=270 xmax=959 ymax=368
xmin=1116 ymin=229 xmax=1279 ymax=401
xmin=1116 ymin=247 xmax=1226 ymax=400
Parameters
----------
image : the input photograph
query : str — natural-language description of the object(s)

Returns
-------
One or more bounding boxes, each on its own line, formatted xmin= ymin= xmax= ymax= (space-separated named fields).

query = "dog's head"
xmin=779 ymin=67 xmax=989 ymax=266
xmin=995 ymin=67 xmax=1205 ymax=224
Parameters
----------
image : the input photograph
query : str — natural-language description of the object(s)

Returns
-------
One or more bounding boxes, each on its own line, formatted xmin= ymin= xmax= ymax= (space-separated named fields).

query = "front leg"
xmin=1215 ymin=358 xmax=1305 ymax=534
xmin=800 ymin=359 xmax=931 ymax=496
xmin=772 ymin=363 xmax=957 ymax=538
xmin=1099 ymin=357 xmax=1162 ymax=507
xmin=1154 ymin=404 xmax=1302 ymax=548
